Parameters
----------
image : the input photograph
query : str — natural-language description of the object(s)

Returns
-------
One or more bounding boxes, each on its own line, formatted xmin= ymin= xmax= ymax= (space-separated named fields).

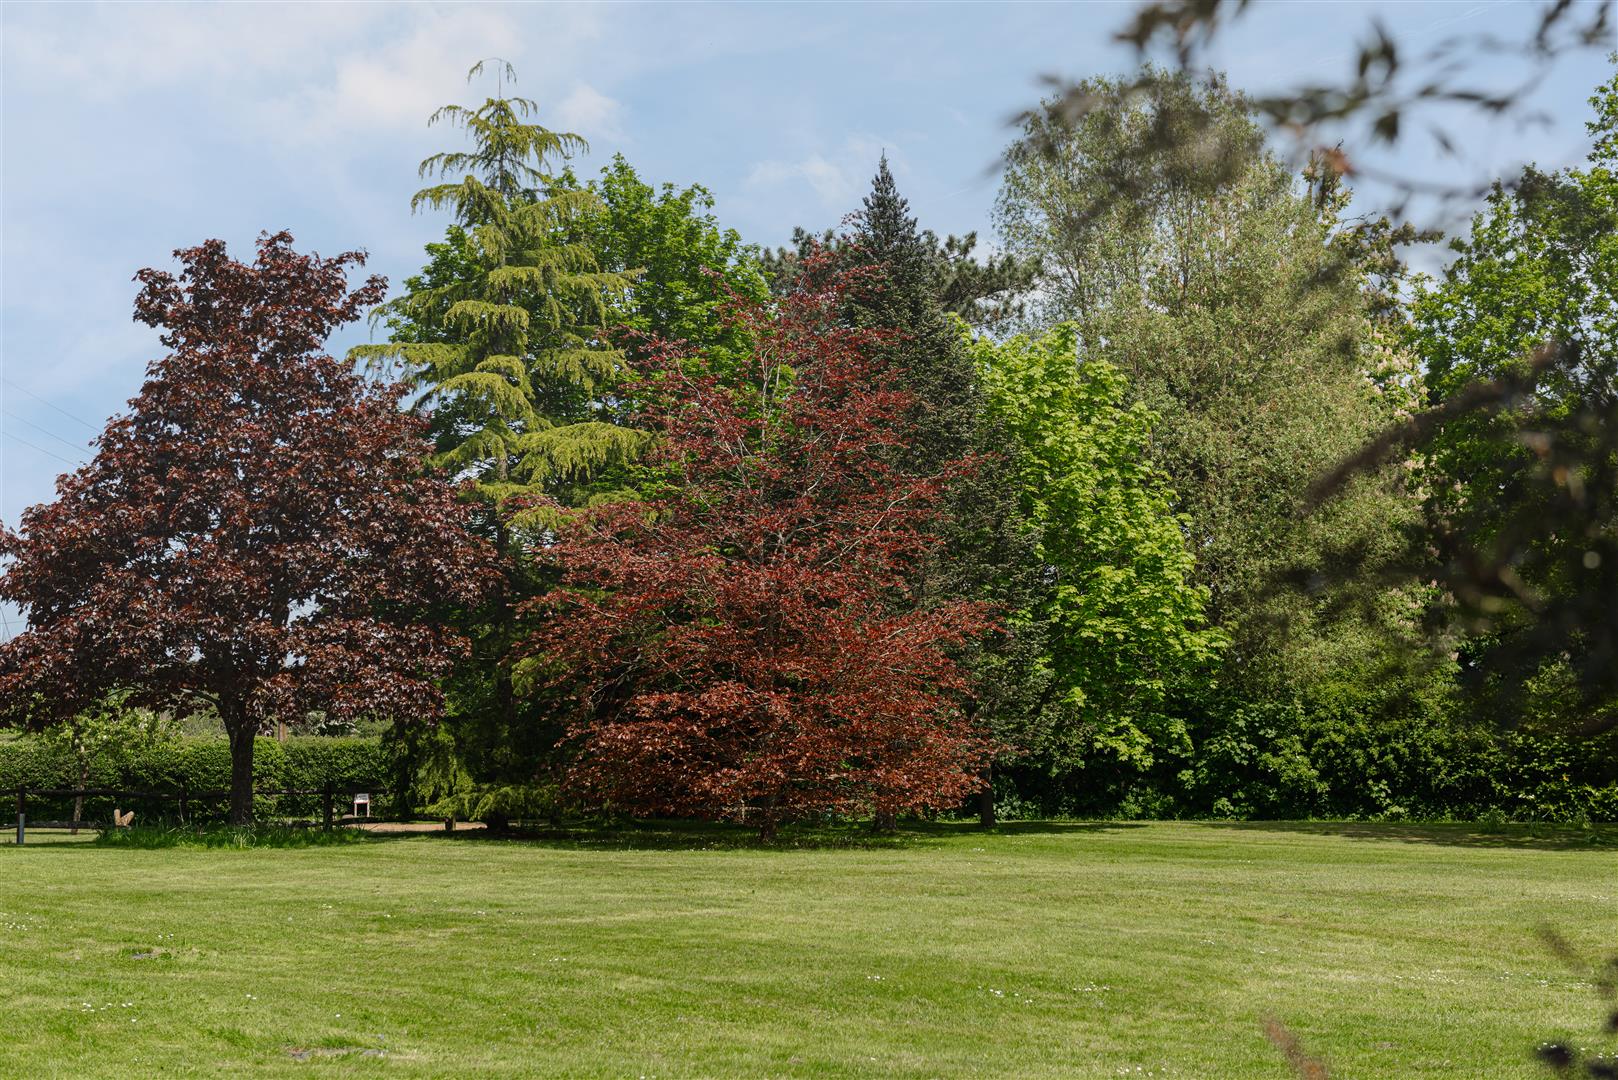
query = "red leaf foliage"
xmin=0 ymin=232 xmax=498 ymax=737
xmin=523 ymin=255 xmax=994 ymax=834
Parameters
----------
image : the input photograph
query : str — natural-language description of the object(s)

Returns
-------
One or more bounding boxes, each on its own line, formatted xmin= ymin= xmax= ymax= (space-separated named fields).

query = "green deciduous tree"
xmin=564 ymin=154 xmax=770 ymax=373
xmin=1400 ymin=68 xmax=1618 ymax=727
xmin=996 ymin=69 xmax=1420 ymax=692
xmin=969 ymin=325 xmax=1223 ymax=780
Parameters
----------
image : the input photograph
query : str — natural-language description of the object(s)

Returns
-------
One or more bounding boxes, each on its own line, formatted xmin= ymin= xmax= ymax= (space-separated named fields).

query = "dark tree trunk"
xmin=978 ymin=764 xmax=996 ymax=828
xmin=754 ymin=795 xmax=780 ymax=843
xmin=70 ymin=725 xmax=87 ymax=835
xmin=225 ymin=706 xmax=256 ymax=826
xmin=872 ymin=809 xmax=897 ymax=832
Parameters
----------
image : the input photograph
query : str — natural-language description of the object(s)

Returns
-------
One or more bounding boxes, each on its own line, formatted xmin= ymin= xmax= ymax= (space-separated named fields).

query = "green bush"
xmin=996 ymin=690 xmax=1618 ymax=823
xmin=1178 ymin=700 xmax=1328 ymax=818
xmin=0 ymin=735 xmax=392 ymax=824
xmin=1169 ymin=692 xmax=1618 ymax=823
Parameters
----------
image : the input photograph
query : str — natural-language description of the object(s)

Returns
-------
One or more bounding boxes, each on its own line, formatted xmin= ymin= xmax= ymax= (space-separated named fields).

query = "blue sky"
xmin=0 ymin=1 xmax=1611 ymax=635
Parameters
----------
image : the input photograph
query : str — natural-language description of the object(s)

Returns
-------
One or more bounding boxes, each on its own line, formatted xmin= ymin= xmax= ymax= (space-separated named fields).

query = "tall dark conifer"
xmin=846 ymin=159 xmax=1048 ymax=826
xmin=849 ymin=159 xmax=979 ymax=474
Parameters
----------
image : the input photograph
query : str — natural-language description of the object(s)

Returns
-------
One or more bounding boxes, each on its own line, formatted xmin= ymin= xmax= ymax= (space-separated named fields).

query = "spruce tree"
xmin=848 ymin=159 xmax=979 ymax=473
xmin=761 ymin=223 xmax=1035 ymax=330
xmin=846 ymin=159 xmax=1048 ymax=825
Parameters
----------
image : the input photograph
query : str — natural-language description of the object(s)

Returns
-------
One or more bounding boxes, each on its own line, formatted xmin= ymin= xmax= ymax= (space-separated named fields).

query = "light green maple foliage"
xmin=969 ymin=324 xmax=1223 ymax=770
xmin=996 ymin=68 xmax=1423 ymax=694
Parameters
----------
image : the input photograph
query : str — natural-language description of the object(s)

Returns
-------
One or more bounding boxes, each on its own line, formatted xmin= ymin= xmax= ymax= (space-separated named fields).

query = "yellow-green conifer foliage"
xmin=354 ymin=61 xmax=646 ymax=530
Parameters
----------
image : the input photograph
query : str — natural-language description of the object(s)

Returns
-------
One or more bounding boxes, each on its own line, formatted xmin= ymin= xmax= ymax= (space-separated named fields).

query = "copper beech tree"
xmin=0 ymin=233 xmax=496 ymax=824
xmin=523 ymin=258 xmax=994 ymax=838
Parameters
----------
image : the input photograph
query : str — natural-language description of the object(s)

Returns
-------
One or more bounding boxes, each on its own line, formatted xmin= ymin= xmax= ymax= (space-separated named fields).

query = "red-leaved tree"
xmin=522 ymin=256 xmax=992 ymax=838
xmin=0 ymin=232 xmax=497 ymax=823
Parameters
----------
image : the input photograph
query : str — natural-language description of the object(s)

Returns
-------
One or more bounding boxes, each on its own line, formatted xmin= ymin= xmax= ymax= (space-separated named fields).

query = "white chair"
xmin=352 ymin=793 xmax=370 ymax=819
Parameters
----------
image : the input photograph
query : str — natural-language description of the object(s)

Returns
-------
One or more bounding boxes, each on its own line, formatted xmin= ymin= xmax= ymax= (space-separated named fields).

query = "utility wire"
xmin=2 ymin=429 xmax=84 ymax=468
xmin=1 ymin=377 xmax=101 ymax=433
xmin=1 ymin=407 xmax=91 ymax=455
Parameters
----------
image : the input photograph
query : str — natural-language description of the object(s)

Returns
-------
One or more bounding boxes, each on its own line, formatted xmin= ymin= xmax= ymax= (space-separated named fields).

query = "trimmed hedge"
xmin=0 ymin=736 xmax=392 ymax=825
xmin=999 ymin=702 xmax=1618 ymax=824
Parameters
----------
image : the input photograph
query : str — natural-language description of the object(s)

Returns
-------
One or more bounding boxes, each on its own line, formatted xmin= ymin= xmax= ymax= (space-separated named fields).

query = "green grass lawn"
xmin=1 ymin=821 xmax=1613 ymax=1078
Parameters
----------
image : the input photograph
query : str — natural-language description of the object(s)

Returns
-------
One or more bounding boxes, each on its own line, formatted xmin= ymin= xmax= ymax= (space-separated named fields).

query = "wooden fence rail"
xmin=10 ymin=785 xmax=391 ymax=845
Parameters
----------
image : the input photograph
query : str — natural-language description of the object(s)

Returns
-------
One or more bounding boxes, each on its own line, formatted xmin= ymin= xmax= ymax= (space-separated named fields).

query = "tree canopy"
xmin=970 ymin=324 xmax=1222 ymax=771
xmin=3 ymin=43 xmax=1614 ymax=838
xmin=525 ymin=257 xmax=991 ymax=838
xmin=354 ymin=65 xmax=643 ymax=524
xmin=0 ymin=232 xmax=495 ymax=822
xmin=997 ymin=69 xmax=1419 ymax=693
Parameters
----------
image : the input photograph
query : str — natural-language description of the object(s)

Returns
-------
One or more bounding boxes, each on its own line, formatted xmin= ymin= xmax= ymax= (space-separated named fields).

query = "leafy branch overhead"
xmin=1031 ymin=0 xmax=1613 ymax=217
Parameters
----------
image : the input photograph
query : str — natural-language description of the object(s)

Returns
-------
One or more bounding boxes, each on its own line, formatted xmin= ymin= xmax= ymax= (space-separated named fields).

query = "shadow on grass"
xmin=1189 ymin=819 xmax=1618 ymax=850
xmin=39 ymin=816 xmax=1601 ymax=854
xmin=7 ymin=818 xmax=996 ymax=853
xmin=93 ymin=823 xmax=375 ymax=850
xmin=4 ymin=822 xmax=385 ymax=851
xmin=5 ymin=817 xmax=1140 ymax=853
xmin=473 ymin=817 xmax=1148 ymax=852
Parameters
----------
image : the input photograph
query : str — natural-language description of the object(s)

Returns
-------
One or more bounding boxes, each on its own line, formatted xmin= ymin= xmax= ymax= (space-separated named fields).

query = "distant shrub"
xmin=995 ymin=694 xmax=1618 ymax=823
xmin=0 ymin=735 xmax=393 ymax=824
xmin=423 ymin=782 xmax=561 ymax=829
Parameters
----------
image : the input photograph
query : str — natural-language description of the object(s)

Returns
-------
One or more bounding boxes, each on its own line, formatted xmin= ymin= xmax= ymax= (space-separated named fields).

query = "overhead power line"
xmin=1 ymin=377 xmax=102 ymax=433
xmin=2 ymin=429 xmax=84 ymax=469
xmin=2 ymin=407 xmax=91 ymax=455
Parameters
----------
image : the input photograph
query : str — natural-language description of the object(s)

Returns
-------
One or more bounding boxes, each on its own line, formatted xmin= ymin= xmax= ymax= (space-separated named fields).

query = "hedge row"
xmin=0 ymin=736 xmax=393 ymax=825
xmin=1001 ymin=703 xmax=1618 ymax=823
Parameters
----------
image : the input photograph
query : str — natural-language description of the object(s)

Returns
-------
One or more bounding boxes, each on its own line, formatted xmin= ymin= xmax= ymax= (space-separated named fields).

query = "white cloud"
xmin=552 ymin=83 xmax=627 ymax=143
xmin=744 ymin=135 xmax=904 ymax=208
xmin=1 ymin=3 xmax=382 ymax=97
xmin=746 ymin=154 xmax=852 ymax=204
xmin=3 ymin=3 xmax=611 ymax=149
xmin=253 ymin=7 xmax=538 ymax=145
